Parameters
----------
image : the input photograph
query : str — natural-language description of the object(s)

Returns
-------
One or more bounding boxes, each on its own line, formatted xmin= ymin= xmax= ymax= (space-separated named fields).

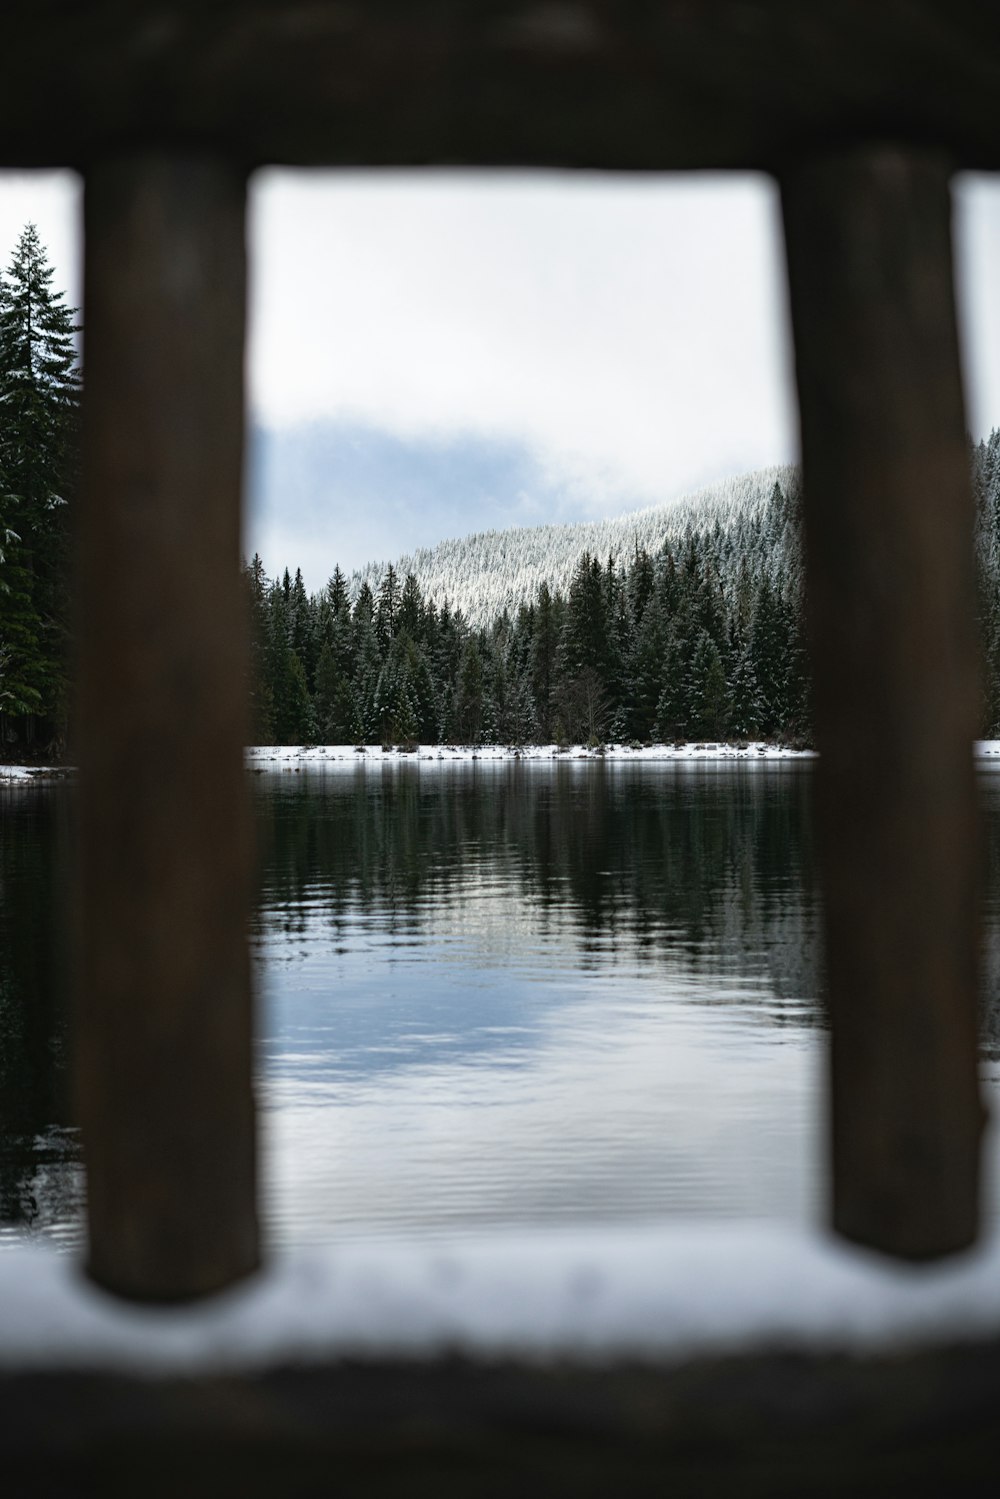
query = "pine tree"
xmin=687 ymin=629 xmax=729 ymax=740
xmin=453 ymin=637 xmax=485 ymax=743
xmin=529 ymin=582 xmax=558 ymax=741
xmin=326 ymin=565 xmax=349 ymax=618
xmin=727 ymin=626 xmax=761 ymax=740
xmin=625 ymin=588 xmax=668 ymax=740
xmin=398 ymin=570 xmax=424 ymax=642
xmin=287 ymin=566 xmax=316 ymax=689
xmin=375 ymin=563 xmax=401 ymax=649
xmin=0 ymin=225 xmax=80 ymax=750
xmin=371 ymin=641 xmax=419 ymax=744
xmin=244 ymin=554 xmax=275 ymax=742
xmin=272 ymin=650 xmax=315 ymax=745
xmin=750 ymin=576 xmax=787 ymax=737
xmin=314 ymin=639 xmax=357 ymax=741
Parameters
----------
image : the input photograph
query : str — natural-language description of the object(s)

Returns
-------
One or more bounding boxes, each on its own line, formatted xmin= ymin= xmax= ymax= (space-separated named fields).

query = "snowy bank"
xmin=0 ymin=764 xmax=72 ymax=783
xmin=246 ymin=741 xmax=816 ymax=768
xmin=10 ymin=743 xmax=1000 ymax=781
xmin=247 ymin=738 xmax=1000 ymax=766
xmin=1 ymin=1223 xmax=999 ymax=1375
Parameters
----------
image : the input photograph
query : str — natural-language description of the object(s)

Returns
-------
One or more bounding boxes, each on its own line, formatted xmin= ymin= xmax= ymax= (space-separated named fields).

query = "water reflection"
xmin=251 ymin=763 xmax=827 ymax=1242
xmin=255 ymin=761 xmax=821 ymax=1019
xmin=4 ymin=762 xmax=1000 ymax=1248
xmin=0 ymin=788 xmax=81 ymax=1243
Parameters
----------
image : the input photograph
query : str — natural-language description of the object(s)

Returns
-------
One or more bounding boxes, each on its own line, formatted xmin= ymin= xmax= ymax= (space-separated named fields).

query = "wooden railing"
xmin=3 ymin=1 xmax=995 ymax=1300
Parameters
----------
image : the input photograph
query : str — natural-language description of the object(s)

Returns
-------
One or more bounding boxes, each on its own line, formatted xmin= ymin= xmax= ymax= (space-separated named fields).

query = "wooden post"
xmin=76 ymin=156 xmax=259 ymax=1299
xmin=781 ymin=149 xmax=986 ymax=1258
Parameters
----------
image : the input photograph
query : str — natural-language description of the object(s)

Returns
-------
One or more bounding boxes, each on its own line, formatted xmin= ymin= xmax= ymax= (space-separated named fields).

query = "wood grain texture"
xmin=2 ymin=3 xmax=1000 ymax=170
xmin=75 ymin=155 xmax=259 ymax=1300
xmin=781 ymin=149 xmax=986 ymax=1259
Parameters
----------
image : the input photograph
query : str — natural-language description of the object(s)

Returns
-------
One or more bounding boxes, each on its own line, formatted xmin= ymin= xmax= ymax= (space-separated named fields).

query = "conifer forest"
xmin=248 ymin=431 xmax=1000 ymax=750
xmin=4 ymin=225 xmax=1000 ymax=754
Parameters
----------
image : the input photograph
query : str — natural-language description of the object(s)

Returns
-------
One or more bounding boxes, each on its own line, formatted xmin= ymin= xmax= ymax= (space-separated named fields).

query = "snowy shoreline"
xmin=245 ymin=740 xmax=816 ymax=769
xmin=11 ymin=740 xmax=1000 ymax=784
xmin=2 ymin=742 xmax=813 ymax=783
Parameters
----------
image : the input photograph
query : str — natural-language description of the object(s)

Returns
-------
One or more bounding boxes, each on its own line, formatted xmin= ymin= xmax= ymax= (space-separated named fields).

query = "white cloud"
xmin=3 ymin=166 xmax=1000 ymax=570
xmin=248 ymin=170 xmax=801 ymax=512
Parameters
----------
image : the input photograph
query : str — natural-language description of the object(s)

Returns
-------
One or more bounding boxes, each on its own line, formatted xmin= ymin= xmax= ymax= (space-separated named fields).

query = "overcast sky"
xmin=2 ymin=167 xmax=999 ymax=587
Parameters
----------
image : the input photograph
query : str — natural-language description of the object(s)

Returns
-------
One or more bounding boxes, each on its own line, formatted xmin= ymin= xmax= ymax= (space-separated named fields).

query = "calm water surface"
xmin=3 ymin=762 xmax=1000 ymax=1249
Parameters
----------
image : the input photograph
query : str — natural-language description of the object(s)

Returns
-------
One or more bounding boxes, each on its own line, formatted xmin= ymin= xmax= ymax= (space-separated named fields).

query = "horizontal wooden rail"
xmin=3 ymin=1342 xmax=1000 ymax=1496
xmin=3 ymin=3 xmax=1000 ymax=170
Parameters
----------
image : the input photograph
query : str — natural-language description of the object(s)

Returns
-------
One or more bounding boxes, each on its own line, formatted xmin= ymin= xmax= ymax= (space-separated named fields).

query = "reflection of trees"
xmin=255 ymin=764 xmax=824 ymax=1022
xmin=6 ymin=768 xmax=1000 ymax=1241
xmin=0 ymin=787 xmax=74 ymax=1229
xmin=978 ymin=783 xmax=1000 ymax=1060
xmin=252 ymin=764 xmax=1000 ymax=1045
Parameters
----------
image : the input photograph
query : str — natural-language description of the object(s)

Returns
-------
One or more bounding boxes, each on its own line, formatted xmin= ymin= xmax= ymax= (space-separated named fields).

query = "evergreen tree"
xmin=271 ymin=647 xmax=315 ymax=744
xmin=727 ymin=626 xmax=761 ymax=740
xmin=314 ymin=639 xmax=357 ymax=741
xmin=0 ymin=225 xmax=80 ymax=750
xmin=327 ymin=564 xmax=350 ymax=618
xmin=750 ymin=576 xmax=787 ymax=737
xmin=375 ymin=563 xmax=401 ymax=649
xmin=244 ymin=554 xmax=275 ymax=742
xmin=452 ymin=637 xmax=485 ymax=743
xmin=431 ymin=600 xmax=463 ymax=739
xmin=398 ymin=570 xmax=424 ymax=641
xmin=287 ymin=566 xmax=316 ymax=688
xmin=529 ymin=582 xmax=558 ymax=741
xmin=625 ymin=588 xmax=668 ymax=740
xmin=686 ymin=629 xmax=729 ymax=740
xmin=371 ymin=638 xmax=420 ymax=743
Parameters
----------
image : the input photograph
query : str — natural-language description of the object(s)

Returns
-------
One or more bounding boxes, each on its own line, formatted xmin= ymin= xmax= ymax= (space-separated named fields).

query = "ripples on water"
xmin=253 ymin=762 xmax=823 ymax=1245
xmin=3 ymin=762 xmax=1000 ymax=1249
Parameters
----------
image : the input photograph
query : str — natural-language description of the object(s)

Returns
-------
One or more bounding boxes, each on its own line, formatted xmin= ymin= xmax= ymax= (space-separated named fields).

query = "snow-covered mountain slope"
xmin=351 ymin=465 xmax=797 ymax=625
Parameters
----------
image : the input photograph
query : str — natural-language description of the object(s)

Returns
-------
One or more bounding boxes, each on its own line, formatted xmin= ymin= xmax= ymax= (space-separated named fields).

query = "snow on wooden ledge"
xmin=1 ymin=1223 xmax=999 ymax=1376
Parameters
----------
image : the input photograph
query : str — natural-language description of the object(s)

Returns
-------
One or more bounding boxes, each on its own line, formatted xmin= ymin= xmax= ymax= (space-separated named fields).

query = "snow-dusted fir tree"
xmin=0 ymin=225 xmax=80 ymax=748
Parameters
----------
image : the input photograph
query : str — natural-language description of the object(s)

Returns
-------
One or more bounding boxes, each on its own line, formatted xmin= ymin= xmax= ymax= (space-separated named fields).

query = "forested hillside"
xmin=353 ymin=466 xmax=796 ymax=628
xmin=248 ymin=432 xmax=1000 ymax=749
xmin=247 ymin=473 xmax=810 ymax=748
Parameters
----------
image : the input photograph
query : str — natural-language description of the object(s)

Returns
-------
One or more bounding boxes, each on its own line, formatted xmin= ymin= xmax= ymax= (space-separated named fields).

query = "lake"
xmin=3 ymin=761 xmax=1000 ymax=1250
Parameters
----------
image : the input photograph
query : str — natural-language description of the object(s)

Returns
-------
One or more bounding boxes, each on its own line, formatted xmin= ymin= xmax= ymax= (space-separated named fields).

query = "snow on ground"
xmin=246 ymin=742 xmax=816 ymax=767
xmin=8 ymin=743 xmax=1000 ymax=780
xmin=242 ymin=740 xmax=1000 ymax=767
xmin=0 ymin=764 xmax=72 ymax=783
xmin=1 ymin=1223 xmax=999 ymax=1374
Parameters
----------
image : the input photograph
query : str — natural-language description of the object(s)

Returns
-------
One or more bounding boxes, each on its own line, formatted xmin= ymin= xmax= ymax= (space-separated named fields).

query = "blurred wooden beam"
xmin=3 ymin=1341 xmax=1000 ymax=1495
xmin=781 ymin=148 xmax=986 ymax=1258
xmin=2 ymin=3 xmax=1000 ymax=171
xmin=75 ymin=155 xmax=259 ymax=1300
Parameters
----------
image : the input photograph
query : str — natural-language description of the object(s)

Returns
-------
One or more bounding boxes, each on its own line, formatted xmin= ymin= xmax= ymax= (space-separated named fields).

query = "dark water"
xmin=0 ymin=787 xmax=79 ymax=1244
xmin=3 ymin=763 xmax=999 ymax=1249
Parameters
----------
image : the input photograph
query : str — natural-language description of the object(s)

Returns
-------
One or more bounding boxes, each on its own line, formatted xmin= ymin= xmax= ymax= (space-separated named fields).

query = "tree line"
xmin=5 ymin=226 xmax=1000 ymax=754
xmin=246 ymin=481 xmax=813 ymax=748
xmin=248 ymin=431 xmax=1000 ymax=749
